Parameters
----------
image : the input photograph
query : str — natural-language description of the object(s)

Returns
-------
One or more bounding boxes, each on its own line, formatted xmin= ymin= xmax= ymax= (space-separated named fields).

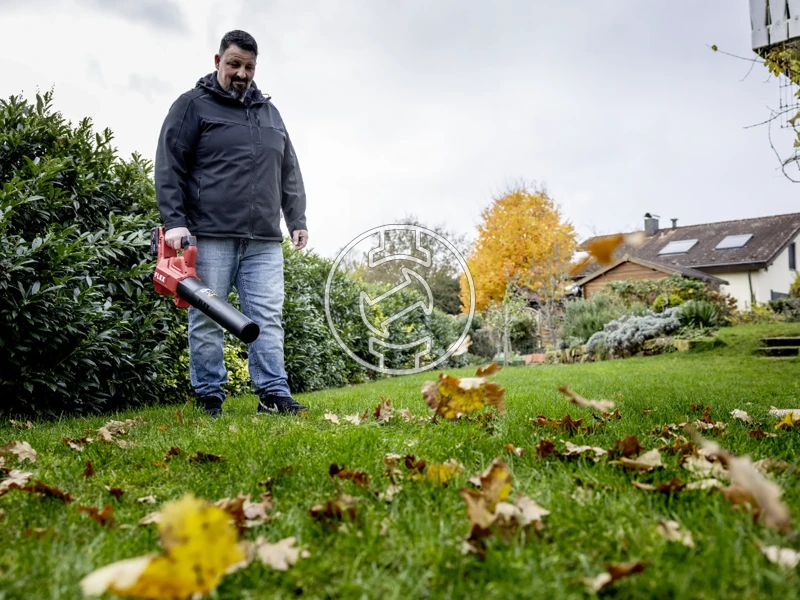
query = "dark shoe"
xmin=197 ymin=394 xmax=224 ymax=419
xmin=257 ymin=394 xmax=308 ymax=415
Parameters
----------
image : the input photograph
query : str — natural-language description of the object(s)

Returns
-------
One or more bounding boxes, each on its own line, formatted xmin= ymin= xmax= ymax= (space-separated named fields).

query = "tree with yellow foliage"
xmin=459 ymin=185 xmax=576 ymax=334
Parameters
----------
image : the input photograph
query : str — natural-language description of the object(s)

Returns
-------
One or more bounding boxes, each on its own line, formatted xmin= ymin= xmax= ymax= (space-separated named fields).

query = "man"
xmin=155 ymin=30 xmax=308 ymax=418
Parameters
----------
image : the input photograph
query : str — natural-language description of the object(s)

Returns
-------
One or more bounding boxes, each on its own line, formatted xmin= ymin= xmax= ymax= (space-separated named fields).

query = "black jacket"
xmin=155 ymin=73 xmax=307 ymax=240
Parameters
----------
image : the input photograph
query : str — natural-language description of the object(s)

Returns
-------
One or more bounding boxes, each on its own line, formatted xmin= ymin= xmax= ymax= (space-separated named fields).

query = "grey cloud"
xmin=85 ymin=0 xmax=188 ymax=32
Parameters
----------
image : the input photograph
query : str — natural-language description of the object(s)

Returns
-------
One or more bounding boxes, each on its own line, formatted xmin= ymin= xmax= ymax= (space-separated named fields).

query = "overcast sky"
xmin=2 ymin=0 xmax=797 ymax=258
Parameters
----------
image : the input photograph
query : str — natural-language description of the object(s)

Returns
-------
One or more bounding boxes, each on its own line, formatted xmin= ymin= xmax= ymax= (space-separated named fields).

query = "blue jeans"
xmin=188 ymin=237 xmax=292 ymax=401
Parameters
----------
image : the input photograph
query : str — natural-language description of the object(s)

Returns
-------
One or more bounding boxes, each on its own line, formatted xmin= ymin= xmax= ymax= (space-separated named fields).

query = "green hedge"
xmin=0 ymin=92 xmax=190 ymax=416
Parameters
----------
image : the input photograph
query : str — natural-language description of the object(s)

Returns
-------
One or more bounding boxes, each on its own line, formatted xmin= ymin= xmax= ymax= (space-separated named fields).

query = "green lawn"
xmin=2 ymin=324 xmax=800 ymax=600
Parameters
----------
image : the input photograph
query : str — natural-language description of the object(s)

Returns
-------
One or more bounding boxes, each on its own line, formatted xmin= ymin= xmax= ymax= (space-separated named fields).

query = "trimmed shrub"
xmin=559 ymin=293 xmax=626 ymax=346
xmin=677 ymin=300 xmax=719 ymax=329
xmin=586 ymin=308 xmax=681 ymax=358
xmin=0 ymin=92 xmax=190 ymax=416
xmin=769 ymin=297 xmax=800 ymax=322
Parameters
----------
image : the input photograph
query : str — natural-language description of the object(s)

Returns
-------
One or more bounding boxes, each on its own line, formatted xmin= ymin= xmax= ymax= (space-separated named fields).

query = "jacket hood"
xmin=196 ymin=72 xmax=271 ymax=104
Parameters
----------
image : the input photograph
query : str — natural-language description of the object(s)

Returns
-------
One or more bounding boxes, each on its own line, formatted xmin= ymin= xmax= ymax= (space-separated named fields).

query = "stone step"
xmin=756 ymin=346 xmax=800 ymax=357
xmin=761 ymin=337 xmax=800 ymax=348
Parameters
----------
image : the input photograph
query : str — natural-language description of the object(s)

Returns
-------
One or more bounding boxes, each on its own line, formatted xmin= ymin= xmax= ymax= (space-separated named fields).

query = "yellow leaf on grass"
xmin=424 ymin=460 xmax=463 ymax=485
xmin=81 ymin=494 xmax=244 ymax=599
xmin=422 ymin=373 xmax=506 ymax=420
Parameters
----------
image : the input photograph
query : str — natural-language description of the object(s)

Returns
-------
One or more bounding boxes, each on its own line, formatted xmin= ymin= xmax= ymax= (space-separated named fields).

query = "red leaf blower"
xmin=150 ymin=227 xmax=260 ymax=344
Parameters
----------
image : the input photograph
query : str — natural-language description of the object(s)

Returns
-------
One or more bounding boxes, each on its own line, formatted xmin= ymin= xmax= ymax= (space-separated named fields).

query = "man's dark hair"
xmin=219 ymin=30 xmax=258 ymax=57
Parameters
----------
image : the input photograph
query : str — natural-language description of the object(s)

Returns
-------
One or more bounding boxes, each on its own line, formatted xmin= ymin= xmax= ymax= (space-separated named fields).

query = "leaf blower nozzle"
xmin=150 ymin=227 xmax=260 ymax=344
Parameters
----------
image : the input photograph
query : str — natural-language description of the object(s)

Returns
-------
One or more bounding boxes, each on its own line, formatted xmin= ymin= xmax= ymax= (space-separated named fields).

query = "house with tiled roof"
xmin=575 ymin=212 xmax=800 ymax=309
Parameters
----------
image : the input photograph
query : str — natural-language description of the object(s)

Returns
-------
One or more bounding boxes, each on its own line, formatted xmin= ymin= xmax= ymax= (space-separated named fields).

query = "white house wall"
xmin=720 ymin=272 xmax=756 ymax=310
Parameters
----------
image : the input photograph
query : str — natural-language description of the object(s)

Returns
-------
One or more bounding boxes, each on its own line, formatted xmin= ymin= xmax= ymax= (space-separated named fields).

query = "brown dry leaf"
xmin=343 ymin=414 xmax=362 ymax=426
xmin=475 ymin=362 xmax=502 ymax=377
xmin=0 ymin=508 xmax=5 ymax=520
xmin=215 ymin=492 xmax=274 ymax=530
xmin=753 ymin=459 xmax=793 ymax=474
xmin=189 ymin=451 xmax=226 ymax=463
xmin=0 ymin=469 xmax=32 ymax=496
xmin=586 ymin=561 xmax=647 ymax=593
xmin=158 ymin=424 xmax=167 ymax=432
xmin=535 ymin=439 xmax=558 ymax=459
xmin=422 ymin=373 xmax=506 ymax=420
xmin=608 ymin=435 xmax=645 ymax=459
xmin=21 ymin=481 xmax=72 ymax=503
xmin=468 ymin=458 xmax=512 ymax=509
xmin=10 ymin=419 xmax=33 ymax=429
xmin=632 ymin=478 xmax=687 ymax=494
xmin=659 ymin=437 xmax=696 ymax=457
xmin=78 ymin=504 xmax=115 ymax=528
xmin=397 ymin=408 xmax=414 ymax=421
xmin=503 ymin=444 xmax=526 ymax=457
xmin=253 ymin=536 xmax=309 ymax=571
xmin=641 ymin=409 xmax=656 ymax=415
xmin=584 ymin=233 xmax=625 ymax=266
xmin=83 ymin=460 xmax=96 ymax=479
xmin=687 ymin=427 xmax=792 ymax=532
xmin=682 ymin=455 xmax=728 ymax=479
xmin=615 ymin=448 xmax=663 ymax=471
xmin=137 ymin=495 xmax=158 ymax=504
xmin=374 ymin=397 xmax=394 ymax=422
xmin=164 ymin=447 xmax=183 ymax=461
xmin=152 ymin=462 xmax=169 ymax=471
xmin=106 ymin=487 xmax=125 ymax=500
xmin=404 ymin=454 xmax=427 ymax=474
xmin=656 ymin=520 xmax=694 ymax=547
xmin=601 ymin=408 xmax=622 ymax=420
xmin=761 ymin=545 xmax=800 ymax=569
xmin=96 ymin=427 xmax=114 ymax=443
xmin=749 ymin=429 xmax=778 ymax=439
xmin=730 ymin=409 xmax=753 ymax=424
xmin=24 ymin=527 xmax=52 ymax=538
xmin=63 ymin=436 xmax=93 ymax=452
xmin=309 ymin=494 xmax=359 ymax=526
xmin=0 ymin=441 xmax=37 ymax=463
xmin=558 ymin=385 xmax=615 ymax=412
xmin=424 ymin=459 xmax=463 ymax=485
xmin=563 ymin=441 xmax=607 ymax=462
xmin=115 ymin=439 xmax=136 ymax=449
xmin=379 ymin=517 xmax=390 ymax=536
xmin=329 ymin=464 xmax=370 ymax=488
xmin=175 ymin=409 xmax=183 ymax=425
xmin=533 ymin=414 xmax=584 ymax=433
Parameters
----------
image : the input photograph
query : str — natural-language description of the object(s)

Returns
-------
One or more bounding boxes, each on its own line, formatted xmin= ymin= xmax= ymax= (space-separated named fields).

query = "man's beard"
xmin=229 ymin=80 xmax=247 ymax=100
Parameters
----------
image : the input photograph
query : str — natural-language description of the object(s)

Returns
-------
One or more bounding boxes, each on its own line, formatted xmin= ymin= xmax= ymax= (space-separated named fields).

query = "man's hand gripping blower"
xmin=150 ymin=227 xmax=260 ymax=344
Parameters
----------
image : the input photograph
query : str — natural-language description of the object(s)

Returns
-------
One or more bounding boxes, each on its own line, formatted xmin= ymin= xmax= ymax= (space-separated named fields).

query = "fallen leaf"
xmin=0 ymin=469 xmax=32 ymax=496
xmin=139 ymin=511 xmax=161 ymax=526
xmin=424 ymin=459 xmax=463 ymax=485
xmin=309 ymin=494 xmax=359 ymax=526
xmin=80 ymin=494 xmax=244 ymax=599
xmin=253 ymin=536 xmax=309 ymax=571
xmin=775 ymin=413 xmax=800 ymax=430
xmin=641 ymin=409 xmax=656 ymax=415
xmin=78 ymin=504 xmax=115 ymax=528
xmin=373 ymin=397 xmax=394 ymax=422
xmin=343 ymin=414 xmax=362 ymax=426
xmin=404 ymin=455 xmax=427 ymax=474
xmin=329 ymin=464 xmax=370 ymax=488
xmin=659 ymin=437 xmax=696 ymax=457
xmin=535 ymin=439 xmax=557 ymax=459
xmin=0 ymin=508 xmax=5 ymax=520
xmin=475 ymin=362 xmax=501 ymax=377
xmin=656 ymin=520 xmax=694 ymax=547
xmin=96 ymin=427 xmax=114 ymax=443
xmin=228 ymin=426 xmax=239 ymax=433
xmin=116 ymin=440 xmax=136 ymax=449
xmin=137 ymin=495 xmax=157 ymax=504
xmin=158 ymin=424 xmax=167 ymax=432
xmin=608 ymin=435 xmax=645 ymax=459
xmin=558 ymin=385 xmax=615 ymax=412
xmin=106 ymin=487 xmax=125 ymax=499
xmin=731 ymin=409 xmax=753 ymax=424
xmin=10 ymin=419 xmax=33 ymax=429
xmin=20 ymin=481 xmax=72 ymax=503
xmin=24 ymin=527 xmax=52 ymax=538
xmin=164 ymin=447 xmax=183 ymax=461
xmin=687 ymin=427 xmax=792 ymax=532
xmin=377 ymin=484 xmax=402 ymax=502
xmin=753 ymin=458 xmax=793 ymax=473
xmin=83 ymin=461 xmax=96 ymax=478
xmin=586 ymin=561 xmax=647 ymax=592
xmin=761 ymin=545 xmax=800 ymax=569
xmin=422 ymin=373 xmax=506 ymax=420
xmin=533 ymin=414 xmax=584 ymax=433
xmin=0 ymin=441 xmax=37 ymax=463
xmin=601 ymin=408 xmax=622 ymax=420
xmin=749 ymin=429 xmax=778 ymax=439
xmin=63 ymin=436 xmax=93 ymax=452
xmin=324 ymin=412 xmax=340 ymax=425
xmin=215 ymin=492 xmax=274 ymax=530
xmin=189 ymin=451 xmax=226 ymax=464
xmin=379 ymin=517 xmax=390 ymax=536
xmin=615 ymin=449 xmax=663 ymax=472
xmin=682 ymin=455 xmax=728 ymax=479
xmin=175 ymin=409 xmax=183 ymax=425
xmin=769 ymin=407 xmax=800 ymax=418
xmin=632 ymin=478 xmax=687 ymax=493
xmin=563 ymin=441 xmax=607 ymax=462
xmin=503 ymin=444 xmax=526 ymax=457
xmin=685 ymin=478 xmax=725 ymax=491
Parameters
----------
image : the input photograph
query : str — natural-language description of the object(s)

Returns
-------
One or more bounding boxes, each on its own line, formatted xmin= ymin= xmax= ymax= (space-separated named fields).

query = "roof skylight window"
xmin=658 ymin=239 xmax=698 ymax=255
xmin=715 ymin=234 xmax=753 ymax=250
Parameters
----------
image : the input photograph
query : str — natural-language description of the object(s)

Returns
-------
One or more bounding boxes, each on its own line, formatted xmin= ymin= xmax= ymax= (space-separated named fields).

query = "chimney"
xmin=671 ymin=218 xmax=678 ymax=230
xmin=644 ymin=213 xmax=659 ymax=237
